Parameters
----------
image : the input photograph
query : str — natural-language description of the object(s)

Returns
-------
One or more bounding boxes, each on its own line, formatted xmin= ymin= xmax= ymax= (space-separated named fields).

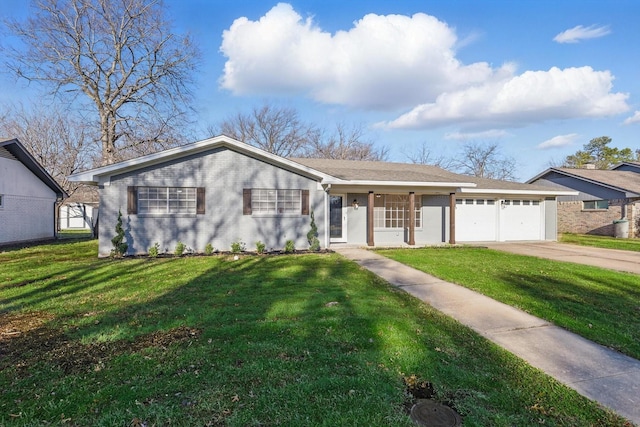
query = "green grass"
xmin=376 ymin=247 xmax=640 ymax=361
xmin=0 ymin=241 xmax=630 ymax=426
xmin=560 ymin=233 xmax=640 ymax=252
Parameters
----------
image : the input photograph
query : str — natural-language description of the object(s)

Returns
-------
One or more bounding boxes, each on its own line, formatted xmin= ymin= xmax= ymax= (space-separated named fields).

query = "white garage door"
xmin=500 ymin=199 xmax=542 ymax=241
xmin=456 ymin=198 xmax=498 ymax=242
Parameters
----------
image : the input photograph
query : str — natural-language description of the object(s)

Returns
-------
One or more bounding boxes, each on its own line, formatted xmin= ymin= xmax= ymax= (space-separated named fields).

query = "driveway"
xmin=482 ymin=241 xmax=640 ymax=274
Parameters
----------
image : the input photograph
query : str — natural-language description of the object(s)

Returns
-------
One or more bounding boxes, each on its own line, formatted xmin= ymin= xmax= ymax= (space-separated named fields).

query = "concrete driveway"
xmin=482 ymin=241 xmax=640 ymax=275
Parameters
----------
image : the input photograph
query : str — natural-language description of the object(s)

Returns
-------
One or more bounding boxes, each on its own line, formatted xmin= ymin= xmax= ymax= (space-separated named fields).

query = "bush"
xmin=284 ymin=239 xmax=295 ymax=254
xmin=255 ymin=240 xmax=266 ymax=254
xmin=110 ymin=210 xmax=128 ymax=257
xmin=307 ymin=210 xmax=320 ymax=251
xmin=174 ymin=241 xmax=185 ymax=256
xmin=204 ymin=243 xmax=214 ymax=255
xmin=231 ymin=240 xmax=246 ymax=253
xmin=148 ymin=242 xmax=160 ymax=258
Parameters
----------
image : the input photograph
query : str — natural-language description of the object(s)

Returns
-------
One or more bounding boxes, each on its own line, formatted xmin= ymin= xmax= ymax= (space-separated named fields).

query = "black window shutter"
xmin=243 ymin=189 xmax=252 ymax=215
xmin=196 ymin=187 xmax=205 ymax=214
xmin=127 ymin=186 xmax=137 ymax=214
xmin=301 ymin=189 xmax=309 ymax=215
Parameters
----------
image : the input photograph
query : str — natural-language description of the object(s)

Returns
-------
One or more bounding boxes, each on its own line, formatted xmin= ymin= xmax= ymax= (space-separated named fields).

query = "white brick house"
xmin=69 ymin=135 xmax=574 ymax=256
xmin=0 ymin=138 xmax=66 ymax=245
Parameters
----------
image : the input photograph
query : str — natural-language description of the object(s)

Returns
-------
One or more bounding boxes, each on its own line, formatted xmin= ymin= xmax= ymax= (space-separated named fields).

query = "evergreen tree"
xmin=307 ymin=210 xmax=320 ymax=251
xmin=110 ymin=210 xmax=128 ymax=256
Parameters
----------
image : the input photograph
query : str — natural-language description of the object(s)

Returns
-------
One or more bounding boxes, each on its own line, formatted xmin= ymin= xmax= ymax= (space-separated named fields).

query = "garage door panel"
xmin=456 ymin=199 xmax=497 ymax=242
xmin=501 ymin=200 xmax=542 ymax=241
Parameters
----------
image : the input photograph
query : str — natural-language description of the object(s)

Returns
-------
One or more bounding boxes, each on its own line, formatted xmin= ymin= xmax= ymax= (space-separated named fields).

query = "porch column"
xmin=367 ymin=191 xmax=375 ymax=246
xmin=408 ymin=192 xmax=416 ymax=245
xmin=449 ymin=192 xmax=456 ymax=244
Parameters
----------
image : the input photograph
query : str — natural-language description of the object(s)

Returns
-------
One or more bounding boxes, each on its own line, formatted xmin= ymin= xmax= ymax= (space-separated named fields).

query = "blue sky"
xmin=1 ymin=0 xmax=639 ymax=181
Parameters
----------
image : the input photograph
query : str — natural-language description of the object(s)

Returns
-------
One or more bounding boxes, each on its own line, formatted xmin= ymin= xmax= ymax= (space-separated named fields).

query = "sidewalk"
xmin=334 ymin=247 xmax=640 ymax=425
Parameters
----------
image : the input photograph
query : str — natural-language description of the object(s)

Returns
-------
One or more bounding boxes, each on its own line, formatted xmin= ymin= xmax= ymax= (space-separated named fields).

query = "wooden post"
xmin=367 ymin=191 xmax=375 ymax=246
xmin=449 ymin=193 xmax=456 ymax=245
xmin=408 ymin=192 xmax=415 ymax=245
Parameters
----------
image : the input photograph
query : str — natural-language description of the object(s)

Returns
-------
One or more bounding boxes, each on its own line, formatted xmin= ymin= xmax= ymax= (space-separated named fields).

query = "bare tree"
xmin=403 ymin=141 xmax=453 ymax=168
xmin=217 ymin=104 xmax=317 ymax=158
xmin=214 ymin=103 xmax=387 ymax=160
xmin=452 ymin=142 xmax=518 ymax=181
xmin=0 ymin=104 xmax=94 ymax=196
xmin=3 ymin=0 xmax=200 ymax=165
xmin=306 ymin=123 xmax=388 ymax=161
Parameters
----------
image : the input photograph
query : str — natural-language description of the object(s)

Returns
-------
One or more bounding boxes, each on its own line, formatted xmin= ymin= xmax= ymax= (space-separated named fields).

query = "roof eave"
xmin=459 ymin=188 xmax=578 ymax=196
xmin=68 ymin=135 xmax=333 ymax=184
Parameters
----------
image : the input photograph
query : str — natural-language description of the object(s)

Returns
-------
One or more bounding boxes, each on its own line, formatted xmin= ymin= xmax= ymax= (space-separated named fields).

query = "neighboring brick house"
xmin=528 ymin=164 xmax=640 ymax=238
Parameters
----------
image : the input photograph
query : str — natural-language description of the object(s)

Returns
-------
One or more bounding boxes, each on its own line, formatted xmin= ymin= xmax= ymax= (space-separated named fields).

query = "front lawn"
xmin=376 ymin=247 xmax=640 ymax=361
xmin=0 ymin=241 xmax=629 ymax=426
xmin=560 ymin=233 xmax=640 ymax=252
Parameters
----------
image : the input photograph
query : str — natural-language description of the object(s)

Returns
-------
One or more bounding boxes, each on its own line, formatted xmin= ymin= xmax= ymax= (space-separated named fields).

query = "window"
xmin=244 ymin=189 xmax=309 ymax=216
xmin=583 ymin=200 xmax=608 ymax=210
xmin=0 ymin=194 xmax=3 ymax=208
xmin=476 ymin=199 xmax=485 ymax=205
xmin=128 ymin=186 xmax=204 ymax=215
xmin=487 ymin=200 xmax=496 ymax=205
xmin=373 ymin=194 xmax=421 ymax=229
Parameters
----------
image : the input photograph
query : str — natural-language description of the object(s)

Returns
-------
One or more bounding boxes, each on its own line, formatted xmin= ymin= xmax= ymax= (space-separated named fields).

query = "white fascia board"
xmin=322 ymin=179 xmax=477 ymax=188
xmin=459 ymin=188 xmax=578 ymax=196
xmin=68 ymin=135 xmax=332 ymax=184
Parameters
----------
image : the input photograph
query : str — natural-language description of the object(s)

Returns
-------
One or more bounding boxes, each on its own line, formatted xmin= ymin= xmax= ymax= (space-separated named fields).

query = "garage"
xmin=456 ymin=198 xmax=543 ymax=242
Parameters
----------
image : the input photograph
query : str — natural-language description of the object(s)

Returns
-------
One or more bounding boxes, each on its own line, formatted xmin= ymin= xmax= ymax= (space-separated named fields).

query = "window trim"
xmin=128 ymin=186 xmax=205 ymax=216
xmin=243 ymin=188 xmax=310 ymax=216
xmin=373 ymin=194 xmax=422 ymax=230
xmin=582 ymin=200 xmax=609 ymax=210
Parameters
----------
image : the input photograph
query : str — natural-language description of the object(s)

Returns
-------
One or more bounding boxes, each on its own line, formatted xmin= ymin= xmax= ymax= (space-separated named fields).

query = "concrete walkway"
xmin=334 ymin=247 xmax=640 ymax=425
xmin=482 ymin=241 xmax=640 ymax=275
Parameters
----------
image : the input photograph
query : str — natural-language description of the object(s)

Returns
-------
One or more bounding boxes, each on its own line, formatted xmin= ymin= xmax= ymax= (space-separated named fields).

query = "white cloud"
xmin=445 ymin=129 xmax=509 ymax=140
xmin=219 ymin=3 xmax=493 ymax=110
xmin=537 ymin=133 xmax=580 ymax=149
xmin=220 ymin=5 xmax=629 ymax=130
xmin=385 ymin=66 xmax=629 ymax=130
xmin=553 ymin=24 xmax=611 ymax=44
xmin=623 ymin=111 xmax=640 ymax=125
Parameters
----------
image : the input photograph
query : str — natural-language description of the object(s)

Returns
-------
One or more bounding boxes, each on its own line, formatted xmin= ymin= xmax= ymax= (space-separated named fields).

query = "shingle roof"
xmin=553 ymin=168 xmax=640 ymax=193
xmin=290 ymin=157 xmax=554 ymax=191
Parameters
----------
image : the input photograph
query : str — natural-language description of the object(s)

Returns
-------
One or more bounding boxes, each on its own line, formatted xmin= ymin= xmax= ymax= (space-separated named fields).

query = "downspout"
xmin=324 ymin=184 xmax=331 ymax=249
xmin=449 ymin=192 xmax=456 ymax=244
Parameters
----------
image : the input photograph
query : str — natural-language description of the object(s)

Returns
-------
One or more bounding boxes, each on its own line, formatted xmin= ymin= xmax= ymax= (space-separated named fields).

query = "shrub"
xmin=284 ymin=239 xmax=295 ymax=254
xmin=148 ymin=242 xmax=160 ymax=258
xmin=231 ymin=240 xmax=246 ymax=253
xmin=174 ymin=241 xmax=185 ymax=256
xmin=307 ymin=210 xmax=320 ymax=251
xmin=110 ymin=210 xmax=128 ymax=257
xmin=255 ymin=240 xmax=266 ymax=254
xmin=204 ymin=243 xmax=214 ymax=255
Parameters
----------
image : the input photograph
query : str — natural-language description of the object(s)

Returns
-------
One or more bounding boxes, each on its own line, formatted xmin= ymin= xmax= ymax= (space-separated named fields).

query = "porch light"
xmin=352 ymin=199 xmax=359 ymax=210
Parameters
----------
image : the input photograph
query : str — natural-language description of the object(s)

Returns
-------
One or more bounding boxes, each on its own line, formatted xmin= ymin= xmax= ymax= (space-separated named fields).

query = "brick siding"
xmin=558 ymin=199 xmax=639 ymax=237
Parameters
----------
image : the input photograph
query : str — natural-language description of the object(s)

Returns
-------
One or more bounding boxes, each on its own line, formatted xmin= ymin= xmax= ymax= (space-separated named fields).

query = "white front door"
xmin=329 ymin=194 xmax=347 ymax=243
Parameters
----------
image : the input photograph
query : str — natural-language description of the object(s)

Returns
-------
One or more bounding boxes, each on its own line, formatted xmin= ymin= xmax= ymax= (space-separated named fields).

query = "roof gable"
xmin=528 ymin=167 xmax=640 ymax=197
xmin=0 ymin=138 xmax=66 ymax=198
xmin=68 ymin=135 xmax=332 ymax=185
